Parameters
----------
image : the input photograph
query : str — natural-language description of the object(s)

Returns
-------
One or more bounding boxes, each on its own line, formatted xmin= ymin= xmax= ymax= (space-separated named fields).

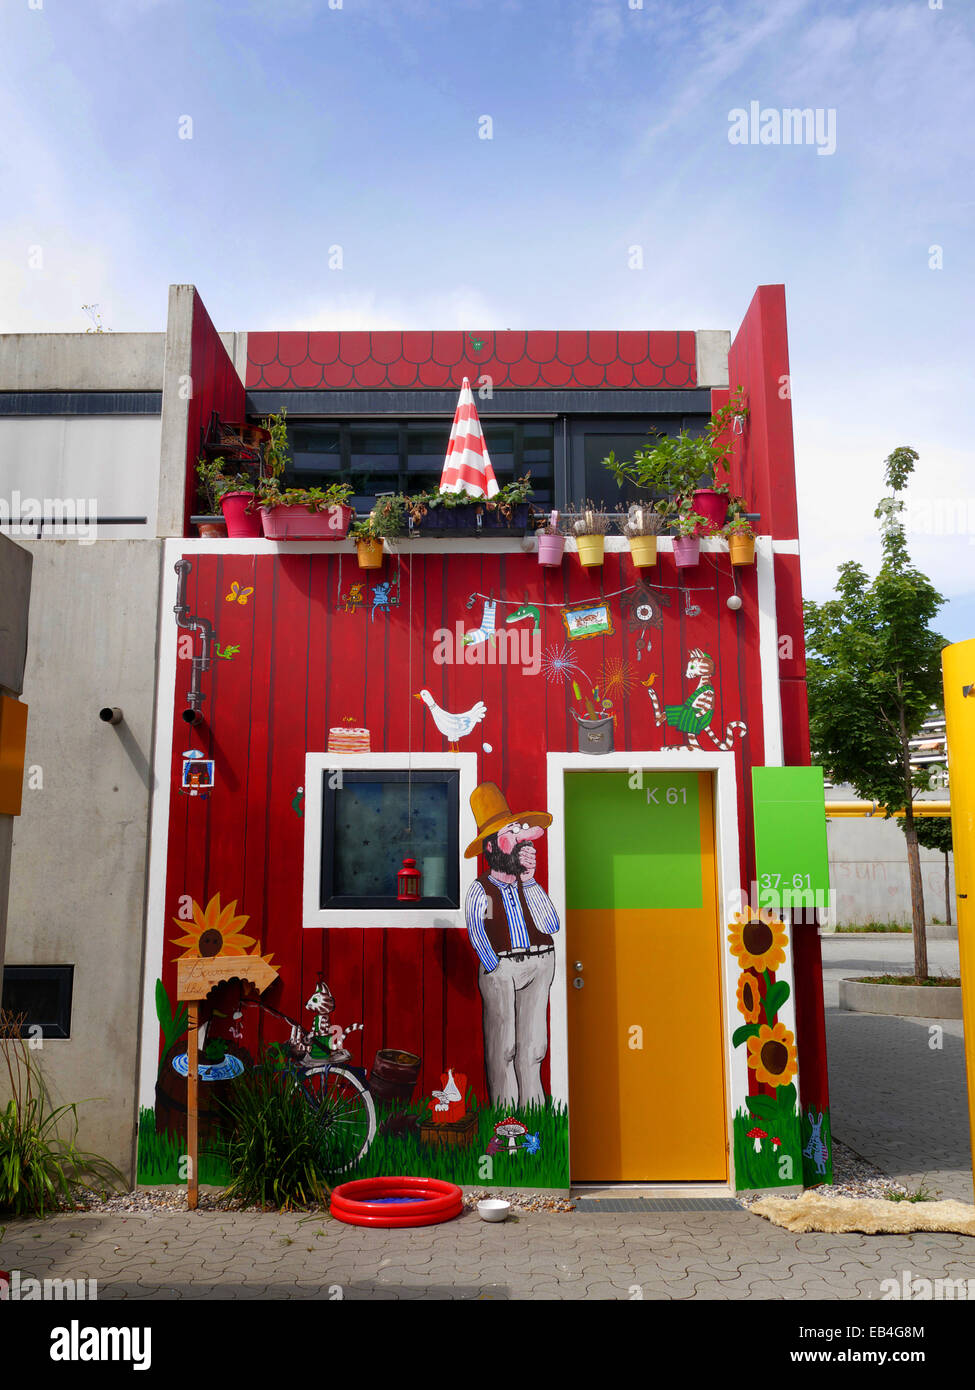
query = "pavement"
xmin=1 ymin=932 xmax=973 ymax=1302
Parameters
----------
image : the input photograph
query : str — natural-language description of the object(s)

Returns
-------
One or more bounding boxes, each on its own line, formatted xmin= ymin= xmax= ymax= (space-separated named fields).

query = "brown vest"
xmin=479 ymin=875 xmax=553 ymax=955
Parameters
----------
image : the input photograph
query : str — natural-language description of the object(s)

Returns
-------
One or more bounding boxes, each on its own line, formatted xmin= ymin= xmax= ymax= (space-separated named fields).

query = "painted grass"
xmin=733 ymin=1106 xmax=802 ymax=1191
xmin=136 ymin=1107 xmax=231 ymax=1187
xmin=348 ymin=1098 xmax=570 ymax=1190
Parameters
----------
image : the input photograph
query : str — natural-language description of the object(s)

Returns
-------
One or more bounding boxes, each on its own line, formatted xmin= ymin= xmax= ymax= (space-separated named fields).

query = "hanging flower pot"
xmin=220 ymin=492 xmax=262 ymax=539
xmin=691 ymin=489 xmax=729 ymax=531
xmin=628 ymin=535 xmax=658 ymax=568
xmin=728 ymin=534 xmax=755 ymax=566
xmin=538 ymin=532 xmax=565 ymax=566
xmin=576 ymin=534 xmax=605 ymax=568
xmin=356 ymin=538 xmax=384 ymax=569
xmin=672 ymin=535 xmax=701 ymax=568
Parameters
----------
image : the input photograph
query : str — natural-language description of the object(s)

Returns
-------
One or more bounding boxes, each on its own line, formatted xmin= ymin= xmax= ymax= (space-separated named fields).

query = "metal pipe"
xmin=99 ymin=707 xmax=123 ymax=725
xmin=173 ymin=560 xmax=215 ymax=716
xmin=825 ymin=801 xmax=952 ymax=818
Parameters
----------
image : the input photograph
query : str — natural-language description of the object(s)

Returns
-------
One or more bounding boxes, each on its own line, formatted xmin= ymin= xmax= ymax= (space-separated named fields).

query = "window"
xmin=302 ymin=752 xmax=478 ymax=929
xmin=1 ymin=966 xmax=74 ymax=1038
xmin=320 ymin=770 xmax=460 ymax=909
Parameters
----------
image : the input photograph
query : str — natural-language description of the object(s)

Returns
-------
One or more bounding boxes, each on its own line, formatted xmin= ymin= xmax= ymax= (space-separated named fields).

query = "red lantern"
xmin=397 ymin=856 xmax=421 ymax=901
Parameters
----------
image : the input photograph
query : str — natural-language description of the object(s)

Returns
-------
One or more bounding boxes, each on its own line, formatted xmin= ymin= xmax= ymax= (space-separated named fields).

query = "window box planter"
xmin=220 ymin=492 xmax=262 ymax=539
xmin=260 ymin=504 xmax=353 ymax=541
xmin=412 ymin=502 xmax=532 ymax=537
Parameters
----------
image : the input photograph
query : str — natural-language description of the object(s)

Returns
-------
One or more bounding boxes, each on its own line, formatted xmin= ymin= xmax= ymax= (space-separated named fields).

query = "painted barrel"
xmin=368 ymin=1049 xmax=421 ymax=1104
xmin=153 ymin=1040 xmax=251 ymax=1146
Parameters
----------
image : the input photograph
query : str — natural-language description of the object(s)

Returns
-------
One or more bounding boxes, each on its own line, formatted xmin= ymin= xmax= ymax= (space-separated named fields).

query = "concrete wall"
xmin=826 ymin=811 xmax=956 ymax=926
xmin=0 ymin=416 xmax=161 ymax=538
xmin=5 ymin=541 xmax=162 ymax=1179
xmin=0 ymin=333 xmax=165 ymax=392
xmin=0 ymin=533 xmax=32 ymax=995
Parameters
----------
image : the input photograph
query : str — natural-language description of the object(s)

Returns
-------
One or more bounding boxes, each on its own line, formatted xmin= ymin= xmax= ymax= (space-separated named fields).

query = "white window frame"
xmin=302 ymin=751 xmax=479 ymax=929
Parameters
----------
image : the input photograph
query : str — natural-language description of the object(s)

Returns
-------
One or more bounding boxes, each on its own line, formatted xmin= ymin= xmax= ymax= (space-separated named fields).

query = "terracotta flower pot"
xmin=198 ymin=520 xmax=226 ymax=539
xmin=728 ymin=534 xmax=755 ymax=566
xmin=537 ymin=533 xmax=565 ymax=566
xmin=219 ymin=492 xmax=262 ymax=538
xmin=628 ymin=535 xmax=658 ymax=568
xmin=356 ymin=538 xmax=384 ymax=569
xmin=260 ymin=504 xmax=353 ymax=540
xmin=576 ymin=534 xmax=605 ymax=568
xmin=672 ymin=535 xmax=701 ymax=568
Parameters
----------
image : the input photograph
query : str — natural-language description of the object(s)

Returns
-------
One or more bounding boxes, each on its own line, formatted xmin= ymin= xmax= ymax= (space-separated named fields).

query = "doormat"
xmin=751 ymin=1191 xmax=975 ymax=1236
xmin=573 ymin=1197 xmax=742 ymax=1213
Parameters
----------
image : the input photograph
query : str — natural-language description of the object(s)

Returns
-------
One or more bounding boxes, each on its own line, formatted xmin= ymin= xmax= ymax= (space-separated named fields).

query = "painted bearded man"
xmin=464 ymin=782 xmax=560 ymax=1109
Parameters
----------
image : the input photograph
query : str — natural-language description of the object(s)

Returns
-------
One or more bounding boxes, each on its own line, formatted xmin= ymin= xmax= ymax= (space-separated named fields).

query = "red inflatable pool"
xmin=330 ymin=1177 xmax=464 ymax=1228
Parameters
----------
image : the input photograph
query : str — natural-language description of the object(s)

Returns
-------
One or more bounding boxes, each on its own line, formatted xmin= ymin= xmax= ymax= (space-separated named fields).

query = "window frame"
xmin=302 ymin=752 xmax=478 ymax=929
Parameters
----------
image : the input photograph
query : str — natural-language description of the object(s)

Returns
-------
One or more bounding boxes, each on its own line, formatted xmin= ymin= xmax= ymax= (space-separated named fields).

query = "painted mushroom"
xmin=494 ymin=1117 xmax=528 ymax=1154
xmin=771 ymin=1136 xmax=782 ymax=1154
xmin=746 ymin=1126 xmax=767 ymax=1154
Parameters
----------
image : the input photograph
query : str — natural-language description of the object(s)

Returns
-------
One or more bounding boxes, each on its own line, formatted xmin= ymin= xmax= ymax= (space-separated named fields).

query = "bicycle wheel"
xmin=299 ymin=1065 xmax=377 ymax=1174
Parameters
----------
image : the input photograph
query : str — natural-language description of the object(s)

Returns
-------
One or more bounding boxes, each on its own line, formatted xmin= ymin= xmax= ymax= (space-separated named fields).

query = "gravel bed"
xmin=736 ymin=1138 xmax=911 ymax=1208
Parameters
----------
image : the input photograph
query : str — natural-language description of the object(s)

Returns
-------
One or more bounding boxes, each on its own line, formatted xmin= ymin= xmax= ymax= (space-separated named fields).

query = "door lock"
xmin=572 ymin=977 xmax=584 ymax=990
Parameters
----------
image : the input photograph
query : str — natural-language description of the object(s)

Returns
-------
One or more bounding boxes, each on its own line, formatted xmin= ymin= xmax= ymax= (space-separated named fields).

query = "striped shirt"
xmin=465 ymin=875 xmax=560 ymax=973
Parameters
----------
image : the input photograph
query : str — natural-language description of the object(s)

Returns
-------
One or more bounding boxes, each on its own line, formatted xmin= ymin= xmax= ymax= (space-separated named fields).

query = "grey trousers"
xmin=478 ymin=951 xmax=556 ymax=1109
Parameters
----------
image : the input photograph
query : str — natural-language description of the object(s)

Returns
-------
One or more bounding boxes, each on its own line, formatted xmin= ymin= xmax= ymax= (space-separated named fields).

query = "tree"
xmin=900 ymin=809 xmax=954 ymax=927
xmin=803 ymin=448 xmax=947 ymax=982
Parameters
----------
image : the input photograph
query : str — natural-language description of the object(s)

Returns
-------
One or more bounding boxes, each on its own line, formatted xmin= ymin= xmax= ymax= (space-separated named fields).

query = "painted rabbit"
xmin=802 ymin=1109 xmax=829 ymax=1176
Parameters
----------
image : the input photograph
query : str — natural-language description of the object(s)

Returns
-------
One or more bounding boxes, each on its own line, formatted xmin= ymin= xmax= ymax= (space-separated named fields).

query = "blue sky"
xmin=1 ymin=0 xmax=972 ymax=639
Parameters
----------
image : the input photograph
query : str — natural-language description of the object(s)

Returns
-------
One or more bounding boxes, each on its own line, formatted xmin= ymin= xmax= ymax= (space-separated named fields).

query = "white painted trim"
xmin=302 ymin=752 xmax=479 ymax=930
xmin=170 ymin=535 xmax=788 ymax=557
xmin=771 ymin=539 xmax=799 ymax=554
xmin=137 ymin=539 xmax=182 ymax=1109
xmin=756 ymin=536 xmax=783 ymax=766
xmin=545 ymin=750 xmax=745 ymax=1188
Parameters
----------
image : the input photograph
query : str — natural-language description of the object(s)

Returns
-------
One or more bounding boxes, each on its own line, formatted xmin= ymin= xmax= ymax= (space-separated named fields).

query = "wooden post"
xmin=187 ymin=1000 xmax=199 ymax=1211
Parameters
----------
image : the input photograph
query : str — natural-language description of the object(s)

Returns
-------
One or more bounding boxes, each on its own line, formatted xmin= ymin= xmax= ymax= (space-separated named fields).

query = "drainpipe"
xmin=173 ymin=559 xmax=215 ymax=722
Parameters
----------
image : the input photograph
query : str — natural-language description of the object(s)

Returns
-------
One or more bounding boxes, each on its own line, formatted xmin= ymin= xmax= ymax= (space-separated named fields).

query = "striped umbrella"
xmin=439 ymin=376 xmax=499 ymax=498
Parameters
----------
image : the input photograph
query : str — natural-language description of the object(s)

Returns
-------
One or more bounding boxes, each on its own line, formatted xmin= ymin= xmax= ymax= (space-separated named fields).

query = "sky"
xmin=1 ymin=0 xmax=972 ymax=640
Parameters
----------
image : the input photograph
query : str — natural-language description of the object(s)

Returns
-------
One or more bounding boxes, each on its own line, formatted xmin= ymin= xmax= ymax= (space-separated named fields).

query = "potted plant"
xmin=536 ymin=510 xmax=565 ymax=567
xmin=350 ymin=494 xmax=406 ymax=568
xmin=725 ymin=514 xmax=756 ymax=566
xmin=603 ymin=388 xmax=748 ymax=531
xmin=406 ymin=475 xmax=534 ymax=536
xmin=671 ymin=508 xmax=709 ymax=568
xmin=258 ymin=480 xmax=355 ymax=540
xmin=569 ymin=502 xmax=611 ymax=569
xmin=196 ymin=456 xmax=261 ymax=538
xmin=619 ymin=503 xmax=664 ymax=569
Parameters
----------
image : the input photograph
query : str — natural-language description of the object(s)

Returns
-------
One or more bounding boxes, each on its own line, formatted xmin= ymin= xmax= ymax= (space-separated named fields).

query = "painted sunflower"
xmin=746 ymin=1021 xmax=798 ymax=1088
xmin=171 ymin=893 xmax=255 ymax=960
xmin=727 ymin=906 xmax=788 ymax=973
xmin=736 ymin=971 xmax=762 ymax=1023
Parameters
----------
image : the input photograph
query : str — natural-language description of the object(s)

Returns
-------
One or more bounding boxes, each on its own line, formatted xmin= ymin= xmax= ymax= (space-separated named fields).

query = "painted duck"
xmin=415 ymin=690 xmax=487 ymax=751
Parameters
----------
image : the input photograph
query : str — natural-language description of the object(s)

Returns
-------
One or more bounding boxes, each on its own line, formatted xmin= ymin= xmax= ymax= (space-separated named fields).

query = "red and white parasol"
xmin=439 ymin=377 xmax=499 ymax=499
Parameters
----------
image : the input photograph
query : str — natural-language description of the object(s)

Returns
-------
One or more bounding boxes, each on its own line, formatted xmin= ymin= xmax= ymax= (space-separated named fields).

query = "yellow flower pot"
xmin=356 ymin=538 xmax=384 ymax=569
xmin=729 ymin=535 xmax=755 ymax=566
xmin=628 ymin=535 xmax=658 ymax=568
xmin=576 ymin=534 xmax=605 ymax=568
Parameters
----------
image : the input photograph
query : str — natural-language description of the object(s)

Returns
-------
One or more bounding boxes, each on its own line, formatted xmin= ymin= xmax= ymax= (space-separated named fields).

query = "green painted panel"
xmin=564 ymin=771 xmax=702 ymax=910
xmin=752 ymin=766 xmax=830 ymax=911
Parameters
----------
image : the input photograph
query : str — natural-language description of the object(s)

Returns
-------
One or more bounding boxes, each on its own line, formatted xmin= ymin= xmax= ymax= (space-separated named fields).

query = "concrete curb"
xmin=838 ymin=978 xmax=962 ymax=1018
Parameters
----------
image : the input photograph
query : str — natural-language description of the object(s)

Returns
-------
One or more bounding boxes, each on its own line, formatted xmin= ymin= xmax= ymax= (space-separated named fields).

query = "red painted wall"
xmin=161 ymin=547 xmax=766 ymax=1103
xmin=183 ymin=294 xmax=247 ymax=535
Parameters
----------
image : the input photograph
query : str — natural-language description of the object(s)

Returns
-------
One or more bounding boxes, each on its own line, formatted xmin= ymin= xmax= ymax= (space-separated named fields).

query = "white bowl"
xmin=477 ymin=1199 xmax=511 ymax=1223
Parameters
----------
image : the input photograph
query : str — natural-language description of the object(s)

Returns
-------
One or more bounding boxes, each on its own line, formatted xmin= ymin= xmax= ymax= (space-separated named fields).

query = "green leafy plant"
xmin=406 ymin=474 xmax=534 ymax=526
xmin=219 ymin=1062 xmax=333 ymax=1210
xmin=804 ymin=447 xmax=947 ymax=982
xmin=0 ymin=1011 xmax=124 ymax=1216
xmin=261 ymin=408 xmax=292 ymax=480
xmin=724 ymin=515 xmax=755 ymax=539
xmin=196 ymin=456 xmax=259 ymax=513
xmin=672 ymin=508 xmax=711 ymax=537
xmin=258 ymin=480 xmax=353 ymax=512
xmin=154 ymin=979 xmax=188 ymax=1079
xmin=351 ymin=493 xmax=407 ymax=541
xmin=602 ymin=388 xmax=748 ymax=509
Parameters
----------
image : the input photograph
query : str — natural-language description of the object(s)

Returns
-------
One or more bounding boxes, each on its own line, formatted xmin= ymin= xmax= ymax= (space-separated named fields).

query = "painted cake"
xmin=327 ymin=726 xmax=371 ymax=753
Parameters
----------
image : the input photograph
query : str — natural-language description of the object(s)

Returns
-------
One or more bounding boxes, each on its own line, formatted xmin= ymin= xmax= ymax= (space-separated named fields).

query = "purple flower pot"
xmin=537 ymin=533 xmax=565 ymax=566
xmin=672 ymin=535 xmax=701 ymax=568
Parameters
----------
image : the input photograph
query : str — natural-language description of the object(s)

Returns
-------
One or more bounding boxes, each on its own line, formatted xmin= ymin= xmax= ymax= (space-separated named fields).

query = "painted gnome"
xmin=463 ymin=782 xmax=560 ymax=1109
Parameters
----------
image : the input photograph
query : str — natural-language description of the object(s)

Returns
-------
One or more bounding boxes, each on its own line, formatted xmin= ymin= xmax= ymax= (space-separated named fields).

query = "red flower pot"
xmin=220 ymin=492 xmax=262 ymax=538
xmin=672 ymin=535 xmax=701 ymax=568
xmin=260 ymin=504 xmax=353 ymax=540
xmin=691 ymin=489 xmax=728 ymax=530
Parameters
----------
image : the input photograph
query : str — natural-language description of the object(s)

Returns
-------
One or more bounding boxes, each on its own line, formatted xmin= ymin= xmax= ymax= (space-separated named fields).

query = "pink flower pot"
xmin=537 ymin=533 xmax=565 ymax=566
xmin=692 ymin=489 xmax=728 ymax=531
xmin=260 ymin=504 xmax=353 ymax=540
xmin=672 ymin=536 xmax=701 ymax=568
xmin=220 ymin=492 xmax=262 ymax=538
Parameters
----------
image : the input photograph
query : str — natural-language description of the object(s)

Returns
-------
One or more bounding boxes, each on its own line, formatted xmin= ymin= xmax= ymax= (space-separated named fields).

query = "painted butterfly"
xmin=225 ymin=581 xmax=254 ymax=606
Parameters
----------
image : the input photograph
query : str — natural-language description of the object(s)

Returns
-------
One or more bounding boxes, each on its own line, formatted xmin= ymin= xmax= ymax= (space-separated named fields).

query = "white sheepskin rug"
xmin=751 ymin=1190 xmax=975 ymax=1236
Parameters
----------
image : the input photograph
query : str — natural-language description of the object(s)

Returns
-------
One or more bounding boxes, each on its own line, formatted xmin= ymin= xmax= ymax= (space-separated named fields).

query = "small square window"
xmin=1 ymin=966 xmax=74 ymax=1038
xmin=320 ymin=770 xmax=460 ymax=909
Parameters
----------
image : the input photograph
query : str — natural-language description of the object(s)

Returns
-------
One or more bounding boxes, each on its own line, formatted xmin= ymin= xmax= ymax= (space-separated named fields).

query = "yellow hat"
xmin=464 ymin=782 xmax=552 ymax=858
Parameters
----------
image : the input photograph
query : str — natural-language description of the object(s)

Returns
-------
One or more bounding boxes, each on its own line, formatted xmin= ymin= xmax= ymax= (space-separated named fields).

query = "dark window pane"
xmin=1 ymin=966 xmax=74 ymax=1038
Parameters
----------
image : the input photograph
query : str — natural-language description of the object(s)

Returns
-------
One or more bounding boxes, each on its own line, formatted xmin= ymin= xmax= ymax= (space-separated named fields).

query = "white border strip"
xmin=756 ymin=536 xmax=783 ymax=766
xmin=302 ymin=752 xmax=479 ymax=930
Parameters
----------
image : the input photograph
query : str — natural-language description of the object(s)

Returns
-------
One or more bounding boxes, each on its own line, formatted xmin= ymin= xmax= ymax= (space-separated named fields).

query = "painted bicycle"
xmin=236 ymin=980 xmax=377 ymax=1174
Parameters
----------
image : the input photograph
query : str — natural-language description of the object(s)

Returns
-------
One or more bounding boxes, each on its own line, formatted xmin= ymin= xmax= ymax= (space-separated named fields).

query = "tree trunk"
xmin=904 ymin=824 xmax=928 ymax=982
xmin=945 ymin=851 xmax=952 ymax=927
